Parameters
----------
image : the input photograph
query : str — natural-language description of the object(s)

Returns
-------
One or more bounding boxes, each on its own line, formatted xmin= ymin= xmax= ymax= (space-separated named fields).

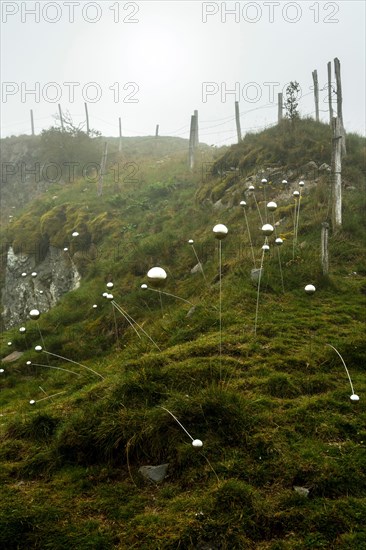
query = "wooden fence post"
xmin=30 ymin=109 xmax=35 ymax=136
xmin=312 ymin=70 xmax=319 ymax=122
xmin=278 ymin=93 xmax=283 ymax=123
xmin=188 ymin=115 xmax=196 ymax=170
xmin=331 ymin=117 xmax=342 ymax=228
xmin=97 ymin=141 xmax=108 ymax=197
xmin=327 ymin=61 xmax=333 ymax=124
xmin=235 ymin=101 xmax=241 ymax=143
xmin=334 ymin=58 xmax=346 ymax=155
xmin=85 ymin=103 xmax=90 ymax=135
xmin=321 ymin=222 xmax=329 ymax=275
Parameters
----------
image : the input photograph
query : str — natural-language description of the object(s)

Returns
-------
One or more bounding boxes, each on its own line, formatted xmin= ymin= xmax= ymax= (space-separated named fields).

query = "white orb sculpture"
xmin=147 ymin=267 xmax=167 ymax=287
xmin=106 ymin=282 xmax=114 ymax=289
xmin=299 ymin=180 xmax=305 ymax=187
xmin=213 ymin=224 xmax=228 ymax=240
xmin=282 ymin=180 xmax=288 ymax=184
xmin=261 ymin=178 xmax=268 ymax=184
xmin=102 ymin=292 xmax=108 ymax=297
xmin=188 ymin=239 xmax=194 ymax=244
xmin=240 ymin=200 xmax=247 ymax=207
xmin=63 ymin=247 xmax=68 ymax=252
xmin=106 ymin=293 xmax=114 ymax=301
xmin=350 ymin=394 xmax=360 ymax=402
xmin=72 ymin=231 xmax=79 ymax=237
xmin=305 ymin=284 xmax=316 ymax=294
xmin=92 ymin=304 xmax=98 ymax=309
xmin=29 ymin=400 xmax=36 ymax=405
xmin=29 ymin=309 xmax=40 ymax=320
xmin=26 ymin=361 xmax=32 ymax=365
xmin=192 ymin=439 xmax=203 ymax=448
xmin=31 ymin=272 xmax=37 ymax=278
xmin=21 ymin=272 xmax=27 ymax=277
xmin=39 ymin=290 xmax=44 ymax=295
xmin=141 ymin=284 xmax=148 ymax=290
xmin=262 ymin=244 xmax=270 ymax=252
xmin=293 ymin=190 xmax=300 ymax=198
xmin=248 ymin=185 xmax=255 ymax=191
xmin=261 ymin=223 xmax=274 ymax=236
xmin=35 ymin=345 xmax=43 ymax=352
xmin=275 ymin=238 xmax=283 ymax=246
xmin=267 ymin=201 xmax=277 ymax=212
xmin=7 ymin=341 xmax=12 ymax=346
xmin=19 ymin=327 xmax=26 ymax=333
xmin=0 ymin=369 xmax=4 ymax=374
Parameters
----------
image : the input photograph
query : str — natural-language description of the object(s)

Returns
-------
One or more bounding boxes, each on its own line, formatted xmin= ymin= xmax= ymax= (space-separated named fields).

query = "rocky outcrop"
xmin=1 ymin=246 xmax=80 ymax=329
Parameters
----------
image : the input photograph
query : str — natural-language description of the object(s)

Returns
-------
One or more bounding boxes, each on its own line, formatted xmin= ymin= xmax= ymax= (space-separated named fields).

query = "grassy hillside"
xmin=1 ymin=121 xmax=366 ymax=549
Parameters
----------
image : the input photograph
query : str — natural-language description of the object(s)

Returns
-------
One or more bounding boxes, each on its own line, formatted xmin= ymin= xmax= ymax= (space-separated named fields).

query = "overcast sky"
xmin=1 ymin=0 xmax=365 ymax=145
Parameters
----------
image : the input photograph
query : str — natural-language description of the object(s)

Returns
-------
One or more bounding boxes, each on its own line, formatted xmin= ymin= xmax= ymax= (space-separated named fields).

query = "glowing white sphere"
xmin=26 ymin=361 xmax=32 ymax=365
xmin=35 ymin=345 xmax=43 ymax=352
xmin=267 ymin=201 xmax=277 ymax=212
xmin=147 ymin=267 xmax=167 ymax=287
xmin=31 ymin=272 xmax=37 ymax=278
xmin=188 ymin=239 xmax=194 ymax=244
xmin=192 ymin=439 xmax=203 ymax=448
xmin=299 ymin=180 xmax=305 ymax=187
xmin=304 ymin=284 xmax=316 ymax=294
xmin=275 ymin=238 xmax=283 ymax=246
xmin=141 ymin=284 xmax=148 ymax=290
xmin=106 ymin=282 xmax=114 ymax=289
xmin=102 ymin=292 xmax=108 ymax=297
xmin=261 ymin=178 xmax=268 ymax=184
xmin=63 ymin=247 xmax=68 ymax=252
xmin=106 ymin=293 xmax=114 ymax=300
xmin=262 ymin=223 xmax=274 ymax=236
xmin=19 ymin=327 xmax=26 ymax=333
xmin=350 ymin=394 xmax=360 ymax=402
xmin=21 ymin=272 xmax=27 ymax=277
xmin=293 ymin=190 xmax=300 ymax=197
xmin=282 ymin=180 xmax=288 ymax=184
xmin=39 ymin=290 xmax=44 ymax=295
xmin=29 ymin=309 xmax=40 ymax=320
xmin=92 ymin=304 xmax=98 ymax=309
xmin=0 ymin=369 xmax=4 ymax=373
xmin=7 ymin=341 xmax=12 ymax=346
xmin=213 ymin=224 xmax=228 ymax=240
xmin=29 ymin=400 xmax=36 ymax=405
xmin=72 ymin=231 xmax=79 ymax=237
xmin=248 ymin=185 xmax=255 ymax=191
xmin=262 ymin=244 xmax=270 ymax=251
xmin=240 ymin=200 xmax=247 ymax=207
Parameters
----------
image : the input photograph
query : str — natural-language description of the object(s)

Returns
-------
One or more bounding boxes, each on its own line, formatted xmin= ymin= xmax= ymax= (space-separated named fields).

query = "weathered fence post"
xmin=321 ymin=222 xmax=329 ymax=275
xmin=235 ymin=101 xmax=242 ymax=143
xmin=278 ymin=93 xmax=283 ymax=123
xmin=334 ymin=57 xmax=346 ymax=155
xmin=327 ymin=61 xmax=333 ymax=124
xmin=331 ymin=117 xmax=342 ymax=228
xmin=97 ymin=141 xmax=108 ymax=197
xmin=30 ymin=109 xmax=35 ymax=136
xmin=312 ymin=70 xmax=319 ymax=122
xmin=188 ymin=115 xmax=196 ymax=170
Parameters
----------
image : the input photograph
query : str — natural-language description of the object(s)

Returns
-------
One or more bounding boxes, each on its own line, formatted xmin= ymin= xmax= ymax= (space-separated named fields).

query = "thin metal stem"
xmin=219 ymin=240 xmax=222 ymax=378
xmin=31 ymin=363 xmax=82 ymax=377
xmin=160 ymin=406 xmax=194 ymax=441
xmin=272 ymin=213 xmax=285 ymax=293
xmin=191 ymin=244 xmax=209 ymax=285
xmin=32 ymin=391 xmax=66 ymax=403
xmin=292 ymin=198 xmax=298 ymax=259
xmin=243 ymin=208 xmax=256 ymax=268
xmin=326 ymin=344 xmax=356 ymax=395
xmin=253 ymin=193 xmax=263 ymax=225
xmin=112 ymin=304 xmax=120 ymax=348
xmin=41 ymin=350 xmax=104 ymax=380
xmin=112 ymin=301 xmax=141 ymax=339
xmin=112 ymin=300 xmax=161 ymax=351
xmin=146 ymin=286 xmax=194 ymax=306
xmin=254 ymin=240 xmax=266 ymax=336
xmin=295 ymin=190 xmax=302 ymax=243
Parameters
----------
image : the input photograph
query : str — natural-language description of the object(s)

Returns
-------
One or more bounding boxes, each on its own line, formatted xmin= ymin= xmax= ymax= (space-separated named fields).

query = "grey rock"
xmin=139 ymin=463 xmax=169 ymax=483
xmin=187 ymin=306 xmax=196 ymax=318
xmin=293 ymin=486 xmax=310 ymax=497
xmin=191 ymin=262 xmax=203 ymax=275
xmin=1 ymin=246 xmax=80 ymax=329
xmin=319 ymin=163 xmax=331 ymax=172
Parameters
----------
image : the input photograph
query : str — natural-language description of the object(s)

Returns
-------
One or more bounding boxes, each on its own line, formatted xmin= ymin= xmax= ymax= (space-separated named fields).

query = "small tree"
xmin=284 ymin=81 xmax=301 ymax=121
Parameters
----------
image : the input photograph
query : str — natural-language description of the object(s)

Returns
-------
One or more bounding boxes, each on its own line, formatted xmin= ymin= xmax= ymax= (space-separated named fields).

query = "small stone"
xmin=139 ymin=463 xmax=169 ymax=483
xmin=294 ymin=486 xmax=310 ymax=497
